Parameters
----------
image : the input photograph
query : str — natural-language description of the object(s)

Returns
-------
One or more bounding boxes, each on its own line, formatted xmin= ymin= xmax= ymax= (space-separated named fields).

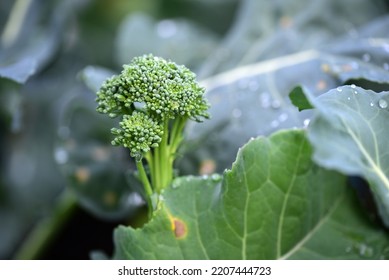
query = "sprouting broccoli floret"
xmin=111 ymin=111 xmax=163 ymax=158
xmin=96 ymin=54 xmax=210 ymax=217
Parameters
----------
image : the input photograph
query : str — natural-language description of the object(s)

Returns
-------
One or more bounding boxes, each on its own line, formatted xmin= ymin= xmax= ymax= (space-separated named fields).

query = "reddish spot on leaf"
xmin=173 ymin=218 xmax=187 ymax=239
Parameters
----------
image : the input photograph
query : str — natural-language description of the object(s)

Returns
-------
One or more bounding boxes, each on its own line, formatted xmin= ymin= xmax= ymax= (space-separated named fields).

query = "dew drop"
xmin=350 ymin=84 xmax=356 ymax=89
xmin=370 ymin=102 xmax=374 ymax=107
xmin=278 ymin=113 xmax=288 ymax=122
xmin=134 ymin=153 xmax=143 ymax=162
xmin=232 ymin=108 xmax=242 ymax=118
xmin=347 ymin=97 xmax=351 ymax=101
xmin=260 ymin=92 xmax=271 ymax=108
xmin=362 ymin=53 xmax=371 ymax=62
xmin=54 ymin=147 xmax=68 ymax=164
xmin=350 ymin=61 xmax=359 ymax=70
xmin=271 ymin=100 xmax=281 ymax=109
xmin=358 ymin=244 xmax=374 ymax=258
xmin=211 ymin=174 xmax=222 ymax=182
xmin=237 ymin=79 xmax=249 ymax=90
xmin=378 ymin=99 xmax=388 ymax=109
xmin=270 ymin=120 xmax=279 ymax=128
xmin=354 ymin=90 xmax=358 ymax=95
xmin=171 ymin=181 xmax=179 ymax=189
xmin=336 ymin=87 xmax=343 ymax=92
xmin=384 ymin=44 xmax=389 ymax=53
xmin=248 ymin=80 xmax=259 ymax=92
xmin=303 ymin=119 xmax=310 ymax=127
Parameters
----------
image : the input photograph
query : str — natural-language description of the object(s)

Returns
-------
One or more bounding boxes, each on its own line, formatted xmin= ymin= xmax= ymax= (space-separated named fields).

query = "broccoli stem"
xmin=136 ymin=160 xmax=153 ymax=218
xmin=141 ymin=118 xmax=187 ymax=196
xmin=170 ymin=117 xmax=187 ymax=152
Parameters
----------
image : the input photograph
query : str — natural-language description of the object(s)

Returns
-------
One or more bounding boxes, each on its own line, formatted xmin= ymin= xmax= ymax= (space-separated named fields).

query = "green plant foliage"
xmin=114 ymin=129 xmax=389 ymax=259
xmin=301 ymin=85 xmax=389 ymax=226
xmin=289 ymin=86 xmax=314 ymax=111
xmin=114 ymin=13 xmax=219 ymax=71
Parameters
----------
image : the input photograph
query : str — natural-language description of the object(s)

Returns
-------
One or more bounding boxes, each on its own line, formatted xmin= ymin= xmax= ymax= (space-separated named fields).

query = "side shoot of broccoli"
xmin=96 ymin=54 xmax=209 ymax=217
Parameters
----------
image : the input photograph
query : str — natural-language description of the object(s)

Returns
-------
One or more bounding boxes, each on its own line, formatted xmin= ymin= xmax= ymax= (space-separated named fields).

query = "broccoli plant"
xmin=95 ymin=54 xmax=209 ymax=217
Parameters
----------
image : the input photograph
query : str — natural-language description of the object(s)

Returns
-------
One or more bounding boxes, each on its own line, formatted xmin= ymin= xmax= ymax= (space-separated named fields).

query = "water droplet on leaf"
xmin=278 ymin=113 xmax=288 ymax=122
xmin=271 ymin=100 xmax=281 ymax=109
xmin=357 ymin=243 xmax=374 ymax=258
xmin=237 ymin=79 xmax=249 ymax=90
xmin=270 ymin=120 xmax=279 ymax=128
xmin=232 ymin=108 xmax=242 ymax=118
xmin=248 ymin=80 xmax=259 ymax=91
xmin=336 ymin=87 xmax=342 ymax=92
xmin=260 ymin=92 xmax=271 ymax=108
xmin=211 ymin=174 xmax=222 ymax=182
xmin=362 ymin=53 xmax=371 ymax=62
xmin=54 ymin=147 xmax=68 ymax=164
xmin=303 ymin=119 xmax=310 ymax=127
xmin=378 ymin=99 xmax=388 ymax=109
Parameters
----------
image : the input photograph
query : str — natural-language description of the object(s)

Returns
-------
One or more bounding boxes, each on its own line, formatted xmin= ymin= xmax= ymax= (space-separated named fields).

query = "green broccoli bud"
xmin=121 ymin=54 xmax=209 ymax=121
xmin=96 ymin=75 xmax=134 ymax=118
xmin=111 ymin=111 xmax=163 ymax=158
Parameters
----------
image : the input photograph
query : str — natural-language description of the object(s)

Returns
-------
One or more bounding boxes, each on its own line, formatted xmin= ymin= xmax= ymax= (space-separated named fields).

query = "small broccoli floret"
xmin=96 ymin=75 xmax=134 ymax=118
xmin=111 ymin=111 xmax=163 ymax=158
xmin=96 ymin=54 xmax=210 ymax=217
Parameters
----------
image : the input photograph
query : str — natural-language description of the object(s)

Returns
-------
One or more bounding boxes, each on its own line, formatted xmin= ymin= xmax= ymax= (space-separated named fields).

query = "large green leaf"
xmin=304 ymin=85 xmax=389 ymax=226
xmin=198 ymin=0 xmax=388 ymax=78
xmin=113 ymin=129 xmax=389 ymax=259
xmin=0 ymin=0 xmax=85 ymax=83
xmin=114 ymin=13 xmax=219 ymax=71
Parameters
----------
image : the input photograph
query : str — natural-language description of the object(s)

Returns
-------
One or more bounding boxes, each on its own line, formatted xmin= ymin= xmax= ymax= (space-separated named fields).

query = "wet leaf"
xmin=114 ymin=130 xmax=389 ymax=259
xmin=0 ymin=0 xmax=85 ymax=83
xmin=198 ymin=0 xmax=388 ymax=78
xmin=303 ymin=85 xmax=389 ymax=226
xmin=114 ymin=13 xmax=219 ymax=71
xmin=55 ymin=94 xmax=143 ymax=220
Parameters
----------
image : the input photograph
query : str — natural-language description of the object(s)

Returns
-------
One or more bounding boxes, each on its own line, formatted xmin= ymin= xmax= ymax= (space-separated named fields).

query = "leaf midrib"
xmin=276 ymin=139 xmax=305 ymax=259
xmin=279 ymin=191 xmax=345 ymax=260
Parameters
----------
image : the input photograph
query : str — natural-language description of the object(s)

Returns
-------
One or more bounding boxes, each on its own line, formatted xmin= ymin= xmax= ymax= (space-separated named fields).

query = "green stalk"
xmin=136 ymin=160 xmax=153 ymax=218
xmin=170 ymin=117 xmax=187 ymax=153
xmin=161 ymin=119 xmax=170 ymax=190
xmin=144 ymin=151 xmax=155 ymax=189
xmin=13 ymin=190 xmax=78 ymax=260
xmin=153 ymin=145 xmax=161 ymax=192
